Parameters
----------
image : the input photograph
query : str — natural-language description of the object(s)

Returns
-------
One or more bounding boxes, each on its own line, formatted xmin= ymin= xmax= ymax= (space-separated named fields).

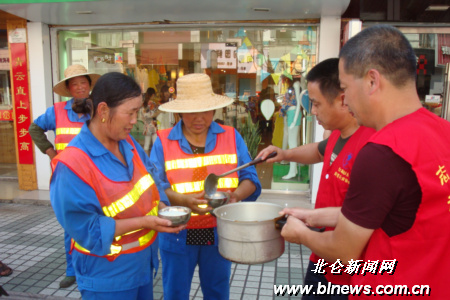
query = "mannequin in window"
xmin=280 ymin=80 xmax=302 ymax=179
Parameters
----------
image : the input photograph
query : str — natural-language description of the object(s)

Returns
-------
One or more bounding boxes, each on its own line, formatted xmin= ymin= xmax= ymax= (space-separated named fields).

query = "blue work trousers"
xmin=160 ymin=244 xmax=231 ymax=300
xmin=80 ymin=281 xmax=153 ymax=300
xmin=64 ymin=230 xmax=75 ymax=277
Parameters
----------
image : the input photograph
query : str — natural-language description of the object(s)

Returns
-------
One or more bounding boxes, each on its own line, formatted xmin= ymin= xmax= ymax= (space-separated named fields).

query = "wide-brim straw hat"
xmin=53 ymin=64 xmax=101 ymax=97
xmin=158 ymin=73 xmax=234 ymax=113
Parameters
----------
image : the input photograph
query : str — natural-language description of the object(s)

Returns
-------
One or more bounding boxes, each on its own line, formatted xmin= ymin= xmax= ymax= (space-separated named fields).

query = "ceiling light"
xmin=253 ymin=8 xmax=270 ymax=12
xmin=76 ymin=11 xmax=93 ymax=14
xmin=425 ymin=5 xmax=450 ymax=11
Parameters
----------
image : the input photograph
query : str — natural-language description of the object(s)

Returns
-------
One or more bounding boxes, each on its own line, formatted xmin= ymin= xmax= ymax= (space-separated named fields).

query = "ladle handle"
xmin=219 ymin=152 xmax=277 ymax=177
xmin=248 ymin=151 xmax=277 ymax=166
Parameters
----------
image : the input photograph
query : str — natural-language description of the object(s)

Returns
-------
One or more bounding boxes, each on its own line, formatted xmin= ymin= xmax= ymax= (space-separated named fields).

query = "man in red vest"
xmin=29 ymin=64 xmax=100 ymax=288
xmin=281 ymin=25 xmax=450 ymax=298
xmin=258 ymin=58 xmax=375 ymax=299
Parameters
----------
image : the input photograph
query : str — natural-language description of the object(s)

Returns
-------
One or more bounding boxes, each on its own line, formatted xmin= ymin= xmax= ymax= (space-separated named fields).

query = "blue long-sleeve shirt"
xmin=34 ymin=98 xmax=90 ymax=131
xmin=150 ymin=121 xmax=262 ymax=206
xmin=50 ymin=123 xmax=166 ymax=292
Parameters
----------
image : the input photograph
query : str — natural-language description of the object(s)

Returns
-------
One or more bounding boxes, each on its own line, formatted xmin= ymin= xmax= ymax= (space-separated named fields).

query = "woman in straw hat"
xmin=50 ymin=72 xmax=185 ymax=299
xmin=150 ymin=73 xmax=262 ymax=300
xmin=29 ymin=64 xmax=101 ymax=160
xmin=28 ymin=64 xmax=100 ymax=289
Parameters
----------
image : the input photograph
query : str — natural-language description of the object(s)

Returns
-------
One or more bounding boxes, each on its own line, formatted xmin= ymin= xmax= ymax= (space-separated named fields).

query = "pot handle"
xmin=274 ymin=215 xmax=287 ymax=230
xmin=274 ymin=215 xmax=325 ymax=232
xmin=309 ymin=226 xmax=326 ymax=232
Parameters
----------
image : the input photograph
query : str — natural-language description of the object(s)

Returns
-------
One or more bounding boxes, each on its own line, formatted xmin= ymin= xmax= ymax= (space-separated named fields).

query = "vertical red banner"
xmin=10 ymin=42 xmax=34 ymax=164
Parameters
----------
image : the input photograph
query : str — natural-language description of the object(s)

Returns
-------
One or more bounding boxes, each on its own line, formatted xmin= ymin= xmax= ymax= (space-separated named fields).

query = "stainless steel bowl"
xmin=205 ymin=191 xmax=229 ymax=208
xmin=158 ymin=206 xmax=191 ymax=226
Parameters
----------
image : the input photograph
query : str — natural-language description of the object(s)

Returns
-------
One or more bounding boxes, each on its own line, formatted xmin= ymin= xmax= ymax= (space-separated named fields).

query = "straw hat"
xmin=53 ymin=64 xmax=101 ymax=97
xmin=158 ymin=73 xmax=234 ymax=113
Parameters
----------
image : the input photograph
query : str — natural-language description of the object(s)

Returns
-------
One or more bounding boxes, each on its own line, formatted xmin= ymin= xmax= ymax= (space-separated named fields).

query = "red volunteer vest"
xmin=350 ymin=108 xmax=450 ymax=298
xmin=158 ymin=125 xmax=239 ymax=229
xmin=311 ymin=126 xmax=375 ymax=285
xmin=51 ymin=136 xmax=160 ymax=261
xmin=54 ymin=101 xmax=84 ymax=153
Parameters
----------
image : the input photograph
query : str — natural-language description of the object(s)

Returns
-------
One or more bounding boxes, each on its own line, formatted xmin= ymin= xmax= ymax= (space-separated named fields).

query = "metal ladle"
xmin=204 ymin=152 xmax=277 ymax=196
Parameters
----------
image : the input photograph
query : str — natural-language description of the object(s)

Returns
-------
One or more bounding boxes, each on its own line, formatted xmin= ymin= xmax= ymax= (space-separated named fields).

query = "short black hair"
xmin=339 ymin=25 xmax=416 ymax=87
xmin=305 ymin=58 xmax=341 ymax=104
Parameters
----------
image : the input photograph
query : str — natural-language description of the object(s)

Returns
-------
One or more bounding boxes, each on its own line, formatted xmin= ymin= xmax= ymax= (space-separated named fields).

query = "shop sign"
xmin=8 ymin=28 xmax=27 ymax=44
xmin=201 ymin=43 xmax=237 ymax=70
xmin=0 ymin=109 xmax=13 ymax=121
xmin=10 ymin=42 xmax=34 ymax=164
xmin=425 ymin=95 xmax=441 ymax=104
xmin=0 ymin=49 xmax=10 ymax=71
xmin=437 ymin=34 xmax=450 ymax=66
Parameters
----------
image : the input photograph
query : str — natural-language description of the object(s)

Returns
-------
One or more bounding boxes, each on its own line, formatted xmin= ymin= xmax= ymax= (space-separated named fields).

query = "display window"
xmin=0 ymin=49 xmax=12 ymax=108
xmin=56 ymin=25 xmax=318 ymax=191
xmin=399 ymin=28 xmax=450 ymax=119
xmin=0 ymin=47 xmax=15 ymax=167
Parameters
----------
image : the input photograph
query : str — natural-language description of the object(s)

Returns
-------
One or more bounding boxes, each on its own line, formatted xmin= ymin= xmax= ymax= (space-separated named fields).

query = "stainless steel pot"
xmin=213 ymin=202 xmax=285 ymax=265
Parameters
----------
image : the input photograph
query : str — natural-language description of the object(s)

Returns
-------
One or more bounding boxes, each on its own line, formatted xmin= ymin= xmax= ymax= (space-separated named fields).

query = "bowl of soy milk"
xmin=158 ymin=206 xmax=191 ymax=226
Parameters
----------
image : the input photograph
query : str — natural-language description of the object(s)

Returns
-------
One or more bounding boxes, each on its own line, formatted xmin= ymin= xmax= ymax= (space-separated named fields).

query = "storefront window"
xmin=0 ymin=49 xmax=11 ymax=107
xmin=401 ymin=30 xmax=448 ymax=118
xmin=56 ymin=25 xmax=318 ymax=191
xmin=0 ymin=46 xmax=15 ymax=166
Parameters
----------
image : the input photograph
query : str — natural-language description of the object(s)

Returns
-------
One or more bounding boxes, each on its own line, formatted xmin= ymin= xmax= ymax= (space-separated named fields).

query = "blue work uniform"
xmin=34 ymin=98 xmax=90 ymax=133
xmin=50 ymin=124 xmax=168 ymax=299
xmin=150 ymin=121 xmax=262 ymax=300
xmin=35 ymin=98 xmax=89 ymax=278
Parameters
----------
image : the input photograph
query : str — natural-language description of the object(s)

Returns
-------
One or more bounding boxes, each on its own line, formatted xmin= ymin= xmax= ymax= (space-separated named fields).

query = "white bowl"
xmin=158 ymin=206 xmax=191 ymax=226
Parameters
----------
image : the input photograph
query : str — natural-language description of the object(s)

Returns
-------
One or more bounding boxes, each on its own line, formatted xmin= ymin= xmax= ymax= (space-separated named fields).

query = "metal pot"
xmin=213 ymin=202 xmax=285 ymax=264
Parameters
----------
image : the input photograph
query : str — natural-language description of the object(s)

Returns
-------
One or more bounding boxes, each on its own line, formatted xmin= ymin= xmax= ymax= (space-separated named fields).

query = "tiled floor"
xmin=0 ymin=173 xmax=314 ymax=299
xmin=0 ymin=203 xmax=313 ymax=299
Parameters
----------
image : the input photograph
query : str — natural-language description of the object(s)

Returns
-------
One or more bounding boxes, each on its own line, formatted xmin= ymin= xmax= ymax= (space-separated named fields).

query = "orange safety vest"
xmin=51 ymin=136 xmax=160 ymax=261
xmin=158 ymin=125 xmax=239 ymax=229
xmin=54 ymin=101 xmax=84 ymax=153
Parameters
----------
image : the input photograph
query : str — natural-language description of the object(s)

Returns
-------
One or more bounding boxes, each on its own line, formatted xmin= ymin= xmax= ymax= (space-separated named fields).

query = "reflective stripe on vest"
xmin=55 ymin=127 xmax=82 ymax=135
xmin=158 ymin=125 xmax=238 ymax=229
xmin=171 ymin=177 xmax=239 ymax=194
xmin=103 ymin=174 xmax=155 ymax=217
xmin=165 ymin=154 xmax=237 ymax=171
xmin=73 ymin=205 xmax=159 ymax=257
xmin=55 ymin=143 xmax=68 ymax=151
xmin=51 ymin=136 xmax=159 ymax=259
xmin=54 ymin=101 xmax=84 ymax=153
